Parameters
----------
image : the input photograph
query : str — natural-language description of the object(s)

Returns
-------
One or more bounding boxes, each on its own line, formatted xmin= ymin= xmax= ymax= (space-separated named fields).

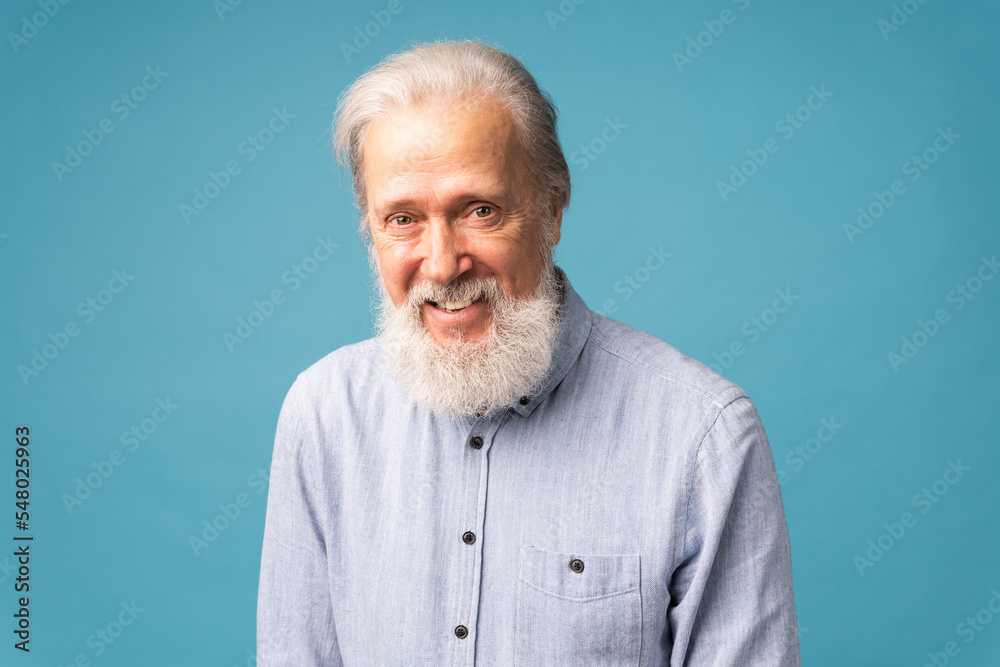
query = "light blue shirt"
xmin=257 ymin=265 xmax=801 ymax=666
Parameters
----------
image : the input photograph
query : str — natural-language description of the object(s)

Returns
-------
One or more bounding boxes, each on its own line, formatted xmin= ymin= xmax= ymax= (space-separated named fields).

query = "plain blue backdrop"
xmin=2 ymin=0 xmax=998 ymax=665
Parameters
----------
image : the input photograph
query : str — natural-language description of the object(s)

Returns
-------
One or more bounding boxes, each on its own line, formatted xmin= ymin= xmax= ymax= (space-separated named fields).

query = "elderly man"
xmin=257 ymin=40 xmax=800 ymax=665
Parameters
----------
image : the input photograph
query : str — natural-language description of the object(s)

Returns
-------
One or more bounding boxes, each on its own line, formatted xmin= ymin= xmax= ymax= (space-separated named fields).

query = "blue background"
xmin=2 ymin=0 xmax=998 ymax=665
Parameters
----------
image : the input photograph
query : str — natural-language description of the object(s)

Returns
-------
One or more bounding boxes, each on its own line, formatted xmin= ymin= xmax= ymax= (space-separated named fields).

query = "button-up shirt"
xmin=257 ymin=265 xmax=801 ymax=666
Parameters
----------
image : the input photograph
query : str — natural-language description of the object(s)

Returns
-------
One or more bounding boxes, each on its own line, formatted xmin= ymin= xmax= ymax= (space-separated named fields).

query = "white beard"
xmin=372 ymin=257 xmax=563 ymax=418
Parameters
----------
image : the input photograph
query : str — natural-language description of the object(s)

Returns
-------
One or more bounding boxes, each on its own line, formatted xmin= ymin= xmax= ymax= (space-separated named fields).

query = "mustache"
xmin=401 ymin=276 xmax=506 ymax=309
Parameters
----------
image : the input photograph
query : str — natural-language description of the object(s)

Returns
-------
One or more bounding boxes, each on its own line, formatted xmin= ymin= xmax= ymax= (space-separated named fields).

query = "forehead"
xmin=362 ymin=98 xmax=526 ymax=207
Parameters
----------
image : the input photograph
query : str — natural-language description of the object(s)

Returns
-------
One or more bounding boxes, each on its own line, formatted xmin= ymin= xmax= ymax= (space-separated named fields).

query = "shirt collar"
xmin=501 ymin=264 xmax=592 ymax=420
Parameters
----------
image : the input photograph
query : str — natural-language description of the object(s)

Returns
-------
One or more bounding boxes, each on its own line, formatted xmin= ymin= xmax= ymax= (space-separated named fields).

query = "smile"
xmin=427 ymin=294 xmax=483 ymax=313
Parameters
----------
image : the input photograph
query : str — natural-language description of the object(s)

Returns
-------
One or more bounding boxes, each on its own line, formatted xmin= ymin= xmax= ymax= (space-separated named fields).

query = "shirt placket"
xmin=449 ymin=411 xmax=507 ymax=665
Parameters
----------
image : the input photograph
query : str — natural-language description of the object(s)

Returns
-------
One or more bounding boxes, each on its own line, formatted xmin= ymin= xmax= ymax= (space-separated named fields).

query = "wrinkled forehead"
xmin=362 ymin=97 xmax=525 ymax=186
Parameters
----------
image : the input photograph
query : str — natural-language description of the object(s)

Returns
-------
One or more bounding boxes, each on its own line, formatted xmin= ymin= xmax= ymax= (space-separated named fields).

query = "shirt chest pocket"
xmin=514 ymin=545 xmax=642 ymax=667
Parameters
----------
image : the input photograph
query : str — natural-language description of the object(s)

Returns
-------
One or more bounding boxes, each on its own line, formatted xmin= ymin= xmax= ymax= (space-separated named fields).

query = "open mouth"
xmin=427 ymin=294 xmax=483 ymax=313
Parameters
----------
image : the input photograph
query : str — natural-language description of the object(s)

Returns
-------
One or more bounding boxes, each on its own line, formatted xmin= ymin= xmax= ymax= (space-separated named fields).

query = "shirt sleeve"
xmin=257 ymin=379 xmax=343 ymax=666
xmin=667 ymin=394 xmax=801 ymax=666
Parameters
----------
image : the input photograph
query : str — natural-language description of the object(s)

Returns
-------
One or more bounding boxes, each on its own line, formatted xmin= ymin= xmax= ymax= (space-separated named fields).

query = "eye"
xmin=389 ymin=215 xmax=413 ymax=226
xmin=471 ymin=206 xmax=493 ymax=218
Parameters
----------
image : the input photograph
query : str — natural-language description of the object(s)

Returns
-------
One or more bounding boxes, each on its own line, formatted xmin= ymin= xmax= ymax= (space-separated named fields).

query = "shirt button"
xmin=462 ymin=531 xmax=476 ymax=545
xmin=519 ymin=395 xmax=530 ymax=406
xmin=569 ymin=558 xmax=585 ymax=573
xmin=454 ymin=624 xmax=468 ymax=639
xmin=469 ymin=435 xmax=483 ymax=450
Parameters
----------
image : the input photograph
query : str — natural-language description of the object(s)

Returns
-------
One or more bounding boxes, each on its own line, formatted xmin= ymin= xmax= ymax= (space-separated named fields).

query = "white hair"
xmin=332 ymin=39 xmax=571 ymax=250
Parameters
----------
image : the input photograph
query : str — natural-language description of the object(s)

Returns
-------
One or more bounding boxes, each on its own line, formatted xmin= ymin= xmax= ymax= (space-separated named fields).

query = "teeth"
xmin=429 ymin=295 xmax=479 ymax=312
xmin=440 ymin=298 xmax=474 ymax=312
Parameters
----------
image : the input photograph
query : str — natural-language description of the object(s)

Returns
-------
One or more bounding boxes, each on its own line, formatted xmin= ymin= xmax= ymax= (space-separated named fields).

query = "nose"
xmin=421 ymin=218 xmax=473 ymax=286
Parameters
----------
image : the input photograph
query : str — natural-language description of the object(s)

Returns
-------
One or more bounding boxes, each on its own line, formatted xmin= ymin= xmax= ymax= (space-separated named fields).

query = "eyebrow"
xmin=375 ymin=189 xmax=510 ymax=216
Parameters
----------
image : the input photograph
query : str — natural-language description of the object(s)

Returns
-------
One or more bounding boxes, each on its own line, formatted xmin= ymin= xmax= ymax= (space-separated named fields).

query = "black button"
xmin=462 ymin=531 xmax=476 ymax=544
xmin=569 ymin=558 xmax=585 ymax=573
xmin=454 ymin=624 xmax=468 ymax=639
xmin=519 ymin=395 xmax=530 ymax=406
xmin=469 ymin=435 xmax=483 ymax=450
xmin=475 ymin=410 xmax=484 ymax=419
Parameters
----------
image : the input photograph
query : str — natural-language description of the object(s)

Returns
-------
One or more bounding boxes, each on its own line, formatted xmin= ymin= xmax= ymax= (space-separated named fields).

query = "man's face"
xmin=363 ymin=97 xmax=561 ymax=347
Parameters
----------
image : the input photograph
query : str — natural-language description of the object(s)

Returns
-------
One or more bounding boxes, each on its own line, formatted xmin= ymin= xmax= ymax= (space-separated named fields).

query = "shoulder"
xmin=279 ymin=337 xmax=386 ymax=420
xmin=584 ymin=312 xmax=748 ymax=411
xmin=295 ymin=336 xmax=381 ymax=388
